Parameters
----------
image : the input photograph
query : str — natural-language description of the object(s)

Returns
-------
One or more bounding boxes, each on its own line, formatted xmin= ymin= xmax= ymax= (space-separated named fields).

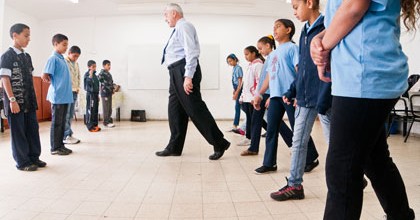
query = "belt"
xmin=167 ymin=58 xmax=186 ymax=70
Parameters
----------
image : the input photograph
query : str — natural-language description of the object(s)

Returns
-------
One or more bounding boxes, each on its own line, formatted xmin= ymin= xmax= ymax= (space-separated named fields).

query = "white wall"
xmin=3 ymin=5 xmax=420 ymax=136
xmin=36 ymin=14 xmax=293 ymax=120
xmin=1 ymin=5 xmax=43 ymax=73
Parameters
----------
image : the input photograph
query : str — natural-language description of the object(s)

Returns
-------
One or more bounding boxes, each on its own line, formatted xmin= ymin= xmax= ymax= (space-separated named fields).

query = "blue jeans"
xmin=319 ymin=108 xmax=331 ymax=145
xmin=288 ymin=106 xmax=320 ymax=186
xmin=233 ymin=86 xmax=242 ymax=126
xmin=64 ymin=92 xmax=77 ymax=138
xmin=263 ymin=98 xmax=318 ymax=167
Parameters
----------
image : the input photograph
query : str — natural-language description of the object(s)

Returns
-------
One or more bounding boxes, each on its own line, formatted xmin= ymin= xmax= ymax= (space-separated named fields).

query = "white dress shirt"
xmin=163 ymin=18 xmax=200 ymax=78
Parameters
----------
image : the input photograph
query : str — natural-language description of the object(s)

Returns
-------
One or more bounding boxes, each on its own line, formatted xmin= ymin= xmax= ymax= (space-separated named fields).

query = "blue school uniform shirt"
xmin=257 ymin=52 xmax=273 ymax=95
xmin=232 ymin=65 xmax=243 ymax=89
xmin=43 ymin=51 xmax=73 ymax=104
xmin=267 ymin=42 xmax=299 ymax=98
xmin=325 ymin=0 xmax=408 ymax=99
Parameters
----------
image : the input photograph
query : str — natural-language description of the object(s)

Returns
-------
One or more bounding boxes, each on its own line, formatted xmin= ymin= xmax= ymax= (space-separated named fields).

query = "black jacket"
xmin=84 ymin=70 xmax=99 ymax=93
xmin=284 ymin=16 xmax=332 ymax=114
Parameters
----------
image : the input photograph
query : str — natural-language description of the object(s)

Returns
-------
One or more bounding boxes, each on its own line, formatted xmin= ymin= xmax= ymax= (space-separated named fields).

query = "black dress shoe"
xmin=155 ymin=149 xmax=181 ymax=157
xmin=304 ymin=159 xmax=319 ymax=172
xmin=209 ymin=142 xmax=230 ymax=160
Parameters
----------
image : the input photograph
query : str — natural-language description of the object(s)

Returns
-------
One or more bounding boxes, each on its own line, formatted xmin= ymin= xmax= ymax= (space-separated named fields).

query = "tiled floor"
xmin=0 ymin=120 xmax=418 ymax=220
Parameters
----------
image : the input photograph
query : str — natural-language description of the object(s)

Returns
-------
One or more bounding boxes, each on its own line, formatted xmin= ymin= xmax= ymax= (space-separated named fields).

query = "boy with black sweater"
xmin=84 ymin=60 xmax=101 ymax=132
xmin=0 ymin=23 xmax=46 ymax=171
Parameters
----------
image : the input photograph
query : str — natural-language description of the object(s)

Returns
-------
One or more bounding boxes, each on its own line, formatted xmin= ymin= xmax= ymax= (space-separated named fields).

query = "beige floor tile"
xmin=203 ymin=191 xmax=233 ymax=204
xmin=169 ymin=203 xmax=203 ymax=218
xmin=0 ymin=210 xmax=38 ymax=220
xmin=234 ymin=201 xmax=270 ymax=217
xmin=231 ymin=190 xmax=261 ymax=203
xmin=73 ymin=201 xmax=111 ymax=215
xmin=203 ymin=202 xmax=237 ymax=218
xmin=103 ymin=202 xmax=141 ymax=218
xmin=32 ymin=213 xmax=68 ymax=220
xmin=135 ymin=203 xmax=171 ymax=218
xmin=0 ymin=121 xmax=418 ymax=219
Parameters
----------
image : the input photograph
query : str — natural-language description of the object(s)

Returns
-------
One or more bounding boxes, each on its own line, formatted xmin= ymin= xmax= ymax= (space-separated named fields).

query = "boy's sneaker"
xmin=17 ymin=164 xmax=38 ymax=171
xmin=51 ymin=148 xmax=70 ymax=156
xmin=33 ymin=159 xmax=47 ymax=168
xmin=232 ymin=128 xmax=245 ymax=136
xmin=106 ymin=123 xmax=115 ymax=128
xmin=89 ymin=127 xmax=101 ymax=132
xmin=63 ymin=136 xmax=80 ymax=144
xmin=237 ymin=139 xmax=251 ymax=146
xmin=63 ymin=146 xmax=73 ymax=154
xmin=255 ymin=165 xmax=277 ymax=174
xmin=270 ymin=184 xmax=305 ymax=201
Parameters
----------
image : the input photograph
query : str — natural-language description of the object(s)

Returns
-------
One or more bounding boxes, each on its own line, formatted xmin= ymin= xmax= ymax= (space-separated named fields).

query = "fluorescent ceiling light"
xmin=69 ymin=0 xmax=79 ymax=3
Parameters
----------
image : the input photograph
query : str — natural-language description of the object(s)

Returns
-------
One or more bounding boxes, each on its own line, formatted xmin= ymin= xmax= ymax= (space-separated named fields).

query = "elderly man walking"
xmin=156 ymin=3 xmax=230 ymax=160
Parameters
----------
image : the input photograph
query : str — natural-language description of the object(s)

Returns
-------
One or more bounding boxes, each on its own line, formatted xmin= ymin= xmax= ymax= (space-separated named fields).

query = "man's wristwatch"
xmin=9 ymin=97 xmax=16 ymax=102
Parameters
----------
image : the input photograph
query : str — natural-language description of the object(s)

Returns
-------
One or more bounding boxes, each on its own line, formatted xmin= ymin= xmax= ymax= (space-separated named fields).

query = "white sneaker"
xmin=237 ymin=139 xmax=251 ymax=146
xmin=63 ymin=136 xmax=80 ymax=144
xmin=106 ymin=123 xmax=115 ymax=128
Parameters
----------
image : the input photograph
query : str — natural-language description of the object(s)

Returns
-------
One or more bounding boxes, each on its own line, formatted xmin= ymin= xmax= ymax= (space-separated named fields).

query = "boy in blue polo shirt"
xmin=0 ymin=23 xmax=46 ymax=171
xmin=42 ymin=34 xmax=73 ymax=156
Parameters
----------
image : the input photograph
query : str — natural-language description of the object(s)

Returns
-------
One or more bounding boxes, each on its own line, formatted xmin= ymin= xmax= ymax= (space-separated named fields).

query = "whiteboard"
xmin=127 ymin=44 xmax=220 ymax=90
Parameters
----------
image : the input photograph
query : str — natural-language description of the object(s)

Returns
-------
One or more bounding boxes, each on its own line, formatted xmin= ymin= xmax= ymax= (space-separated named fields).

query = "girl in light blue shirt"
xmin=311 ymin=0 xmax=418 ymax=219
xmin=253 ymin=19 xmax=318 ymax=174
xmin=226 ymin=54 xmax=243 ymax=129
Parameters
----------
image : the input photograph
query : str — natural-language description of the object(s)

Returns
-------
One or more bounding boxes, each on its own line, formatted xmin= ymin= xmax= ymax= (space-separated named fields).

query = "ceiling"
xmin=5 ymin=0 xmax=296 ymax=21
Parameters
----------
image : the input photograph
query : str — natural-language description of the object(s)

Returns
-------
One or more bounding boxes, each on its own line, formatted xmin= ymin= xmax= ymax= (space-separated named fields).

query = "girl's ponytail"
xmin=258 ymin=35 xmax=276 ymax=50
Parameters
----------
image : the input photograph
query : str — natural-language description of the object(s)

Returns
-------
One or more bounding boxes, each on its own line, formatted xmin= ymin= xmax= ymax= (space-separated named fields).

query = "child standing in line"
xmin=253 ymin=19 xmax=318 ymax=174
xmin=63 ymin=46 xmax=81 ymax=144
xmin=226 ymin=54 xmax=243 ymax=130
xmin=241 ymin=35 xmax=275 ymax=156
xmin=98 ymin=60 xmax=115 ymax=128
xmin=42 ymin=34 xmax=73 ymax=156
xmin=84 ymin=60 xmax=101 ymax=132
xmin=311 ymin=0 xmax=418 ymax=218
xmin=0 ymin=23 xmax=46 ymax=171
xmin=237 ymin=46 xmax=264 ymax=146
xmin=269 ymin=0 xmax=330 ymax=201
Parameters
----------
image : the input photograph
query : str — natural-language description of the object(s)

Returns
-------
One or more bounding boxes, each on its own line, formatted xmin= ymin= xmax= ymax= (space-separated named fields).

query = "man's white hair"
xmin=166 ymin=3 xmax=184 ymax=17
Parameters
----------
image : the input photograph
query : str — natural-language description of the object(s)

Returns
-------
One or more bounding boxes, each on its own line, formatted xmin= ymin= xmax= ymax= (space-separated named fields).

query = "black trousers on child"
xmin=324 ymin=96 xmax=413 ymax=220
xmin=86 ymin=92 xmax=99 ymax=130
xmin=241 ymin=102 xmax=253 ymax=140
xmin=165 ymin=59 xmax=230 ymax=154
xmin=8 ymin=111 xmax=41 ymax=168
xmin=50 ymin=104 xmax=68 ymax=151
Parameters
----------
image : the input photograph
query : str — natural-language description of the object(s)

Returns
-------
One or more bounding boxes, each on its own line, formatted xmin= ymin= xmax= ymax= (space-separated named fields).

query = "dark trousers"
xmin=51 ymin=104 xmax=68 ymax=151
xmin=166 ymin=59 xmax=229 ymax=154
xmin=86 ymin=92 xmax=99 ymax=130
xmin=324 ymin=97 xmax=413 ymax=220
xmin=101 ymin=95 xmax=113 ymax=125
xmin=263 ymin=97 xmax=318 ymax=167
xmin=7 ymin=111 xmax=41 ymax=168
xmin=248 ymin=94 xmax=269 ymax=153
xmin=241 ymin=102 xmax=253 ymax=139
